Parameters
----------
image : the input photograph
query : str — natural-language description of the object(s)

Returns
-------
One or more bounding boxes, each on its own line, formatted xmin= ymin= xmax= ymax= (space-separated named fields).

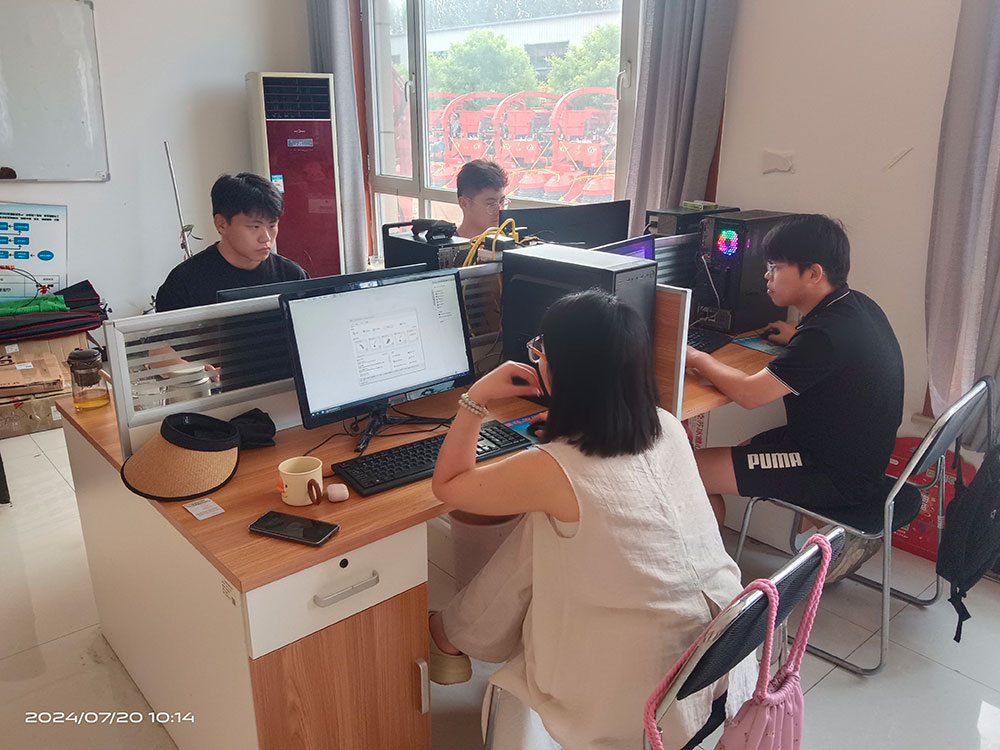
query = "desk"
xmin=680 ymin=342 xmax=773 ymax=421
xmin=56 ymin=349 xmax=766 ymax=750
xmin=58 ymin=390 xmax=536 ymax=750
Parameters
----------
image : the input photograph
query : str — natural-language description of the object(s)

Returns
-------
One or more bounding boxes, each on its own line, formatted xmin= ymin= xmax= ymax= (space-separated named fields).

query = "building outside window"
xmin=363 ymin=0 xmax=640 ymax=251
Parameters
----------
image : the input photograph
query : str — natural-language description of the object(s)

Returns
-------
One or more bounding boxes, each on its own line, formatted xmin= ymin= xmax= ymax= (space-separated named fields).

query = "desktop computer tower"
xmin=382 ymin=221 xmax=472 ymax=270
xmin=501 ymin=244 xmax=657 ymax=363
xmin=692 ymin=210 xmax=793 ymax=333
xmin=646 ymin=205 xmax=739 ymax=290
xmin=646 ymin=205 xmax=740 ymax=237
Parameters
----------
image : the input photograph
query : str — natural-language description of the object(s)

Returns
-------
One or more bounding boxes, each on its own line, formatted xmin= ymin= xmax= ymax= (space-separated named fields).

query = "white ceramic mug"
xmin=277 ymin=456 xmax=324 ymax=506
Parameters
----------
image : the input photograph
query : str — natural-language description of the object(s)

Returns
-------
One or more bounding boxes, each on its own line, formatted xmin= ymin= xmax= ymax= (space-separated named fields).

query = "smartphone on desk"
xmin=249 ymin=510 xmax=340 ymax=546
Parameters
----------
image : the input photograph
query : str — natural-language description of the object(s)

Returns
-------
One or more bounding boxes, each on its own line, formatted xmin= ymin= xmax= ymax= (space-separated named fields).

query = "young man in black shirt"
xmin=155 ymin=173 xmax=307 ymax=312
xmin=686 ymin=214 xmax=904 ymax=577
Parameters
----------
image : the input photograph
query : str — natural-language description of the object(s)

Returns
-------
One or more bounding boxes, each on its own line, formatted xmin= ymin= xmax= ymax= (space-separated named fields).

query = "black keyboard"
xmin=687 ymin=326 xmax=732 ymax=353
xmin=331 ymin=420 xmax=532 ymax=496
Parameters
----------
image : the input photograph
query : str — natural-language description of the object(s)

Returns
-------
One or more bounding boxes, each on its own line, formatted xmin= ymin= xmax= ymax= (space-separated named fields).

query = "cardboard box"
xmin=0 ymin=386 xmax=71 ymax=439
xmin=2 ymin=331 xmax=85 ymax=390
xmin=0 ymin=333 xmax=89 ymax=438
xmin=0 ymin=352 xmax=65 ymax=398
xmin=2 ymin=331 xmax=88 ymax=364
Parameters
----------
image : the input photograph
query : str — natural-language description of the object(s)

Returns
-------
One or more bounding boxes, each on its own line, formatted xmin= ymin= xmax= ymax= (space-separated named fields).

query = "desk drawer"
xmin=245 ymin=523 xmax=427 ymax=658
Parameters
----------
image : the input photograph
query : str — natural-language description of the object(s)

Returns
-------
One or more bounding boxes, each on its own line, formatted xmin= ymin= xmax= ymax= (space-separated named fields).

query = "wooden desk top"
xmin=57 ymin=391 xmax=535 ymax=593
xmin=681 ymin=340 xmax=774 ymax=420
xmin=56 ymin=340 xmax=769 ymax=594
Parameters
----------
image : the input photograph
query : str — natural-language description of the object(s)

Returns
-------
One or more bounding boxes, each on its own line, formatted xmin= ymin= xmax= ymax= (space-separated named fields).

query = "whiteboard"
xmin=0 ymin=0 xmax=110 ymax=182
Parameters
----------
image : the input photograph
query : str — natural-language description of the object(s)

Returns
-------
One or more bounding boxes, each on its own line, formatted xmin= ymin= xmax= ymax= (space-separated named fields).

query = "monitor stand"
xmin=353 ymin=405 xmax=451 ymax=453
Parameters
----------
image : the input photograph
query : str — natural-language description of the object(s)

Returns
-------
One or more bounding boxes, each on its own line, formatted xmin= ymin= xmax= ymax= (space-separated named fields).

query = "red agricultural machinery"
xmin=404 ymin=86 xmax=619 ymax=208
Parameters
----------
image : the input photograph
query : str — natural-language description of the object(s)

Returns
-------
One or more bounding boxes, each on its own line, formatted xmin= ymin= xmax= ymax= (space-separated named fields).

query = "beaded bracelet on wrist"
xmin=459 ymin=392 xmax=489 ymax=418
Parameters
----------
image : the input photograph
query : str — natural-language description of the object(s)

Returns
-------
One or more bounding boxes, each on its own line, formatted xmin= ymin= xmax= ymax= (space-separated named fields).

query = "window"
xmin=363 ymin=0 xmax=640 ymax=251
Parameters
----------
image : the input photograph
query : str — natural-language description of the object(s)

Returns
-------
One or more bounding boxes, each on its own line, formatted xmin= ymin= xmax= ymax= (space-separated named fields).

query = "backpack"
xmin=936 ymin=384 xmax=1000 ymax=642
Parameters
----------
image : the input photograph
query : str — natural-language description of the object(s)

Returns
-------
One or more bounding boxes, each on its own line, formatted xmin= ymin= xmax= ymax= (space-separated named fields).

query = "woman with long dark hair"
xmin=431 ymin=290 xmax=751 ymax=749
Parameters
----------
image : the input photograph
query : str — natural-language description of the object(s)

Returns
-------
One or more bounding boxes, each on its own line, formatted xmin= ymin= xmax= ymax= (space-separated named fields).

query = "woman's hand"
xmin=528 ymin=410 xmax=549 ymax=440
xmin=466 ymin=361 xmax=542 ymax=409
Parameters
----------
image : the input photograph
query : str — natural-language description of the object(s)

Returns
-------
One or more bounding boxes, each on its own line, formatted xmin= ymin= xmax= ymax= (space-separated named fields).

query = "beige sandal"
xmin=428 ymin=613 xmax=472 ymax=685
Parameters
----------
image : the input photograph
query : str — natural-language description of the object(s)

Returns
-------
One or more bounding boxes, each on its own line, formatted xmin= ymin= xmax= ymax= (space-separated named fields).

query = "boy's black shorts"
xmin=731 ymin=427 xmax=856 ymax=510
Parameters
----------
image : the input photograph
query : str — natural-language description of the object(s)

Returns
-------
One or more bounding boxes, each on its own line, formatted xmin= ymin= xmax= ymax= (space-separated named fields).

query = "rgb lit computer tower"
xmin=693 ymin=210 xmax=793 ymax=333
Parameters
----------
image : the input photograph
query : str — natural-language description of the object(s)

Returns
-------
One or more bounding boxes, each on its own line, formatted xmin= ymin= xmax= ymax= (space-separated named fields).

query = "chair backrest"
xmin=649 ymin=526 xmax=846 ymax=733
xmin=906 ymin=377 xmax=994 ymax=478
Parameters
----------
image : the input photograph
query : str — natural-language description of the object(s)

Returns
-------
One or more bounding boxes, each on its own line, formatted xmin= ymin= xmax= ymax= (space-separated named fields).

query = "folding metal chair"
xmin=644 ymin=528 xmax=844 ymax=750
xmin=734 ymin=377 xmax=995 ymax=675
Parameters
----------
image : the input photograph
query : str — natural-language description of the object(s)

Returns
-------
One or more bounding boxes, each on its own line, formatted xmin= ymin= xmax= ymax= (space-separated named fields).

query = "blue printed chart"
xmin=0 ymin=202 xmax=67 ymax=301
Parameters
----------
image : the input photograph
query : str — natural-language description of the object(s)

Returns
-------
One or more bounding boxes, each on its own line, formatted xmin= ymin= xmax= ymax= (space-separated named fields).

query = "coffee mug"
xmin=277 ymin=456 xmax=324 ymax=506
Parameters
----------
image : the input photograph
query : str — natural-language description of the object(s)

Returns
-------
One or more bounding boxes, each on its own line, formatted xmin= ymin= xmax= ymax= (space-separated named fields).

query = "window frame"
xmin=361 ymin=0 xmax=643 ymax=252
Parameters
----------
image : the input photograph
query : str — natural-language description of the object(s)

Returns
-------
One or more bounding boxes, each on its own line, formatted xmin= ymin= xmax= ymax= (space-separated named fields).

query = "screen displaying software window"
xmin=286 ymin=275 xmax=472 ymax=419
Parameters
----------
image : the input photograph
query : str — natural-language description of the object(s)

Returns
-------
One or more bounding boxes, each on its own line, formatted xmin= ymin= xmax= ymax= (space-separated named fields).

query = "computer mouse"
xmin=512 ymin=376 xmax=529 ymax=386
xmin=760 ymin=327 xmax=780 ymax=340
xmin=526 ymin=420 xmax=547 ymax=438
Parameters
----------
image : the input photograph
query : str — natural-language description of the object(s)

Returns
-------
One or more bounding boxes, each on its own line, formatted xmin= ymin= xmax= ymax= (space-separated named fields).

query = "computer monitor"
xmin=216 ymin=263 xmax=430 ymax=302
xmin=282 ymin=269 xmax=476 ymax=448
xmin=499 ymin=199 xmax=630 ymax=248
xmin=594 ymin=234 xmax=655 ymax=260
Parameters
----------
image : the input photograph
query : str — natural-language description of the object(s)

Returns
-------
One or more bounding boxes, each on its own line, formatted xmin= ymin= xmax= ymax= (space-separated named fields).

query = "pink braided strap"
xmin=750 ymin=580 xmax=782 ymax=699
xmin=780 ymin=533 xmax=832 ymax=676
xmin=642 ymin=579 xmax=779 ymax=750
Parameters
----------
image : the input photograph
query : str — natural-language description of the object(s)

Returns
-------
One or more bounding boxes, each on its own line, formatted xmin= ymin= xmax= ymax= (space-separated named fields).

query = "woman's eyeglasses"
xmin=526 ymin=334 xmax=545 ymax=364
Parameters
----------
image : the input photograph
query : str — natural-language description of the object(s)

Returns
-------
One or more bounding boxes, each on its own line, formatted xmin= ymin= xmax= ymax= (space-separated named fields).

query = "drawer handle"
xmin=313 ymin=570 xmax=380 ymax=608
xmin=416 ymin=658 xmax=430 ymax=714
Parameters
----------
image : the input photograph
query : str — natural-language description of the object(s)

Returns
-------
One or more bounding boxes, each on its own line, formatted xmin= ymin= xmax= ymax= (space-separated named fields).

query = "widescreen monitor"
xmin=594 ymin=234 xmax=655 ymax=260
xmin=499 ymin=199 xmax=630 ymax=248
xmin=216 ymin=263 xmax=429 ymax=302
xmin=282 ymin=269 xmax=475 ymax=430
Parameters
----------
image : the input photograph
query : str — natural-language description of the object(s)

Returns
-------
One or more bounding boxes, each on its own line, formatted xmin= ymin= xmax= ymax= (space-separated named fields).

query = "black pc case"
xmin=382 ymin=221 xmax=471 ymax=270
xmin=501 ymin=244 xmax=657 ymax=363
xmin=693 ymin=210 xmax=794 ymax=333
xmin=646 ymin=205 xmax=740 ymax=237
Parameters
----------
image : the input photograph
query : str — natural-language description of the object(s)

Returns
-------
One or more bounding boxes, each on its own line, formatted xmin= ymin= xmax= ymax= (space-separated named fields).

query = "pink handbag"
xmin=715 ymin=534 xmax=831 ymax=750
xmin=643 ymin=534 xmax=832 ymax=750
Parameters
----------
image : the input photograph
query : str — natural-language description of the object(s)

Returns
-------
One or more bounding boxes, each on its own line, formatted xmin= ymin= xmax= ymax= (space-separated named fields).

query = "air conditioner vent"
xmin=262 ymin=77 xmax=331 ymax=120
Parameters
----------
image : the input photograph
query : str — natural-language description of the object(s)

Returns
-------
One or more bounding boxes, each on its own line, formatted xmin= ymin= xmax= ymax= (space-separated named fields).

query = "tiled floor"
xmin=3 ymin=428 xmax=1000 ymax=749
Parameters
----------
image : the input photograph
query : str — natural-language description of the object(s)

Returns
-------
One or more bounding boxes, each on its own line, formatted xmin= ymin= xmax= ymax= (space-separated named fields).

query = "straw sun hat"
xmin=121 ymin=413 xmax=240 ymax=501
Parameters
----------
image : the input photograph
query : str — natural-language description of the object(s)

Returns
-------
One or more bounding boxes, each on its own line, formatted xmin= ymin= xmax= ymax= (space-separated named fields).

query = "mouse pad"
xmin=732 ymin=335 xmax=784 ymax=356
xmin=504 ymin=412 xmax=547 ymax=445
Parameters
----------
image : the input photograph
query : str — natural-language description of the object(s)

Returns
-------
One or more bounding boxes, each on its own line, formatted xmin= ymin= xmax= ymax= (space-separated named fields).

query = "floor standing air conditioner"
xmin=247 ymin=72 xmax=345 ymax=277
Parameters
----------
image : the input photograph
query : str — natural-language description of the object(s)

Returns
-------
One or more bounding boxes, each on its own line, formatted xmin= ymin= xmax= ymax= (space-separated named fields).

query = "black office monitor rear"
xmin=212 ymin=263 xmax=430 ymax=392
xmin=499 ymin=200 xmax=630 ymax=248
xmin=216 ymin=263 xmax=430 ymax=302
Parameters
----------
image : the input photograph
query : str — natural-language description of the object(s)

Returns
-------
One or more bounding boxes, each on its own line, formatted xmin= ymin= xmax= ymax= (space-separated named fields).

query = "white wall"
xmin=717 ymin=0 xmax=962 ymax=432
xmin=0 ymin=0 xmax=310 ymax=316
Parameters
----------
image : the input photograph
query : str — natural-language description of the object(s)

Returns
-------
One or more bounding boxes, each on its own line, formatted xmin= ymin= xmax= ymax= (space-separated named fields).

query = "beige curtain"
xmin=307 ymin=0 xmax=369 ymax=274
xmin=624 ymin=0 xmax=737 ymax=235
xmin=925 ymin=0 xmax=1000 ymax=449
